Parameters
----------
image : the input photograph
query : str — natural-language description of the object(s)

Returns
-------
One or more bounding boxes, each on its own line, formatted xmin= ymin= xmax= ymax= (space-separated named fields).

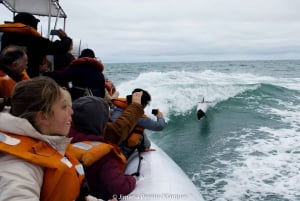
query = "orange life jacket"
xmin=0 ymin=131 xmax=84 ymax=201
xmin=0 ymin=70 xmax=30 ymax=98
xmin=0 ymin=22 xmax=41 ymax=37
xmin=69 ymin=141 xmax=127 ymax=171
xmin=112 ymin=98 xmax=146 ymax=147
xmin=0 ymin=22 xmax=48 ymax=79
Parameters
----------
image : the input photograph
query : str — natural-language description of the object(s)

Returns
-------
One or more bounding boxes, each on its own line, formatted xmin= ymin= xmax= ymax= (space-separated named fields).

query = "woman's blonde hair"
xmin=10 ymin=76 xmax=61 ymax=128
xmin=62 ymin=88 xmax=72 ymax=106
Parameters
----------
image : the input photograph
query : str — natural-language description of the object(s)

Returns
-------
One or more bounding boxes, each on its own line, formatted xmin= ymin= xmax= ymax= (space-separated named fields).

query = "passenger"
xmin=43 ymin=55 xmax=106 ymax=101
xmin=78 ymin=48 xmax=96 ymax=58
xmin=0 ymin=76 xmax=87 ymax=201
xmin=79 ymin=48 xmax=119 ymax=104
xmin=39 ymin=57 xmax=52 ymax=73
xmin=0 ymin=45 xmax=29 ymax=109
xmin=103 ymin=71 xmax=119 ymax=106
xmin=0 ymin=12 xmax=73 ymax=77
xmin=68 ymin=94 xmax=144 ymax=200
xmin=111 ymin=88 xmax=166 ymax=158
xmin=53 ymin=38 xmax=75 ymax=71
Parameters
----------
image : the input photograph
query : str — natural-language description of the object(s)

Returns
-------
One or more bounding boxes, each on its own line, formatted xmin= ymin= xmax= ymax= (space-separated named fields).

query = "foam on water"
xmin=222 ymin=125 xmax=300 ymax=201
xmin=117 ymin=70 xmax=266 ymax=121
xmin=117 ymin=69 xmax=299 ymax=121
xmin=197 ymin=86 xmax=300 ymax=200
xmin=272 ymin=97 xmax=300 ymax=129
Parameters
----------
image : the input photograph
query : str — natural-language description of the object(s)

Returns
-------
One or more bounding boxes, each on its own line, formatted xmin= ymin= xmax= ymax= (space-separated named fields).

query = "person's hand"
xmin=156 ymin=109 xmax=163 ymax=118
xmin=142 ymin=148 xmax=156 ymax=152
xmin=131 ymin=91 xmax=143 ymax=105
xmin=57 ymin=29 xmax=67 ymax=38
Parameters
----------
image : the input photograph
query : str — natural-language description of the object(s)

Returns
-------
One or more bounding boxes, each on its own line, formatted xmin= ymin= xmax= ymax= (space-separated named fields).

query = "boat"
xmin=0 ymin=2 xmax=205 ymax=200
xmin=124 ymin=142 xmax=205 ymax=201
xmin=0 ymin=0 xmax=85 ymax=57
xmin=0 ymin=0 xmax=67 ymax=38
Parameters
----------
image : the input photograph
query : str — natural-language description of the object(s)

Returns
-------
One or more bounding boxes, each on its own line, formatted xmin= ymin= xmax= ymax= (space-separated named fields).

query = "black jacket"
xmin=44 ymin=57 xmax=105 ymax=101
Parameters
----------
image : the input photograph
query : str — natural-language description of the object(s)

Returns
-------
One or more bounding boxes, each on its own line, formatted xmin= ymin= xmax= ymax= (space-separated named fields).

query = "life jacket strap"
xmin=72 ymin=86 xmax=93 ymax=96
xmin=131 ymin=150 xmax=143 ymax=177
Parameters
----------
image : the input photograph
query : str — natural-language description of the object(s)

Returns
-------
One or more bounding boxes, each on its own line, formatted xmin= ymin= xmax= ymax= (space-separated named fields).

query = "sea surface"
xmin=105 ymin=60 xmax=300 ymax=201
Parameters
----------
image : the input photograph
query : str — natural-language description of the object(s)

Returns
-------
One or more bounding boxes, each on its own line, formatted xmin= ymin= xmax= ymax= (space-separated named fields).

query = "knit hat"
xmin=72 ymin=96 xmax=109 ymax=135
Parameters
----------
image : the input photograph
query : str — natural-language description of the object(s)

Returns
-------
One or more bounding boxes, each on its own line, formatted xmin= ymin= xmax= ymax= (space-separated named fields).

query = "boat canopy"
xmin=0 ymin=0 xmax=66 ymax=18
xmin=0 ymin=0 xmax=67 ymax=37
xmin=0 ymin=0 xmax=84 ymax=58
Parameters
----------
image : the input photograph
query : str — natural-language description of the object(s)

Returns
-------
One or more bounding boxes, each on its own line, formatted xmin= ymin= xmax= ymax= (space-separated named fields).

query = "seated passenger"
xmin=111 ymin=88 xmax=166 ymax=158
xmin=78 ymin=48 xmax=95 ymax=58
xmin=68 ymin=93 xmax=144 ymax=200
xmin=0 ymin=12 xmax=73 ymax=78
xmin=0 ymin=45 xmax=29 ymax=109
xmin=103 ymin=72 xmax=119 ymax=105
xmin=79 ymin=48 xmax=119 ymax=104
xmin=0 ymin=76 xmax=86 ymax=201
xmin=53 ymin=38 xmax=75 ymax=71
xmin=43 ymin=56 xmax=105 ymax=101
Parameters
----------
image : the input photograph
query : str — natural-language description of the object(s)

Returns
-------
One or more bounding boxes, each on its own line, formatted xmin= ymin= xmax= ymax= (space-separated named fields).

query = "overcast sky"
xmin=1 ymin=0 xmax=300 ymax=63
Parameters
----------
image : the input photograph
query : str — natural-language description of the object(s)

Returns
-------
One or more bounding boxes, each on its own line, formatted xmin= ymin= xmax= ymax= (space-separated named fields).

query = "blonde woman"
xmin=0 ymin=77 xmax=85 ymax=201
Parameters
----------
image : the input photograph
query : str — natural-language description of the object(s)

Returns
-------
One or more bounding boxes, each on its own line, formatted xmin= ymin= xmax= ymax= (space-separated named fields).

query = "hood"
xmin=68 ymin=57 xmax=104 ymax=72
xmin=0 ymin=112 xmax=71 ymax=155
xmin=72 ymin=96 xmax=109 ymax=135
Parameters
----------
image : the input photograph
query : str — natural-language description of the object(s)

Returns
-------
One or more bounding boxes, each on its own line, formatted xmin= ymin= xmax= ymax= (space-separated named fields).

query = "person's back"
xmin=53 ymin=38 xmax=75 ymax=71
xmin=53 ymin=52 xmax=75 ymax=71
xmin=0 ymin=12 xmax=73 ymax=77
xmin=44 ymin=57 xmax=106 ymax=100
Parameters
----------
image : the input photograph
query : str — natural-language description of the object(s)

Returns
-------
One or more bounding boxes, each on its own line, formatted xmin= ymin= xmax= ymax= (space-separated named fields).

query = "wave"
xmin=116 ymin=70 xmax=300 ymax=121
xmin=110 ymin=62 xmax=300 ymax=201
xmin=184 ymin=83 xmax=300 ymax=201
xmin=214 ymin=83 xmax=300 ymax=112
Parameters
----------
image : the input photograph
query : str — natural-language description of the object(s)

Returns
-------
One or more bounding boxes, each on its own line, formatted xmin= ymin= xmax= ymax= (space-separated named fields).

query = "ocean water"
xmin=106 ymin=60 xmax=300 ymax=201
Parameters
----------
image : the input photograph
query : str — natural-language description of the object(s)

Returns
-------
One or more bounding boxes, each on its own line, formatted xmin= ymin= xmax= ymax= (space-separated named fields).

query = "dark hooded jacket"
xmin=68 ymin=96 xmax=144 ymax=200
xmin=44 ymin=57 xmax=105 ymax=101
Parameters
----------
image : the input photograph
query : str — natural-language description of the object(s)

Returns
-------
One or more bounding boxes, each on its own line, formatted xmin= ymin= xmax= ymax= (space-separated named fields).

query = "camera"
xmin=152 ymin=109 xmax=158 ymax=115
xmin=50 ymin=29 xmax=60 ymax=35
xmin=126 ymin=95 xmax=132 ymax=104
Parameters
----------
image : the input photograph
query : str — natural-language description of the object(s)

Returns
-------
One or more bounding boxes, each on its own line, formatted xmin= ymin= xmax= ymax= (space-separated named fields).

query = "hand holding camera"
xmin=152 ymin=109 xmax=158 ymax=115
xmin=128 ymin=92 xmax=143 ymax=105
xmin=152 ymin=109 xmax=163 ymax=118
xmin=50 ymin=29 xmax=67 ymax=38
xmin=50 ymin=29 xmax=60 ymax=35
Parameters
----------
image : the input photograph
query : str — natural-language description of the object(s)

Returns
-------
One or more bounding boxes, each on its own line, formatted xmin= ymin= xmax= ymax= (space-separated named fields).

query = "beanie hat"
xmin=72 ymin=96 xmax=109 ymax=135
